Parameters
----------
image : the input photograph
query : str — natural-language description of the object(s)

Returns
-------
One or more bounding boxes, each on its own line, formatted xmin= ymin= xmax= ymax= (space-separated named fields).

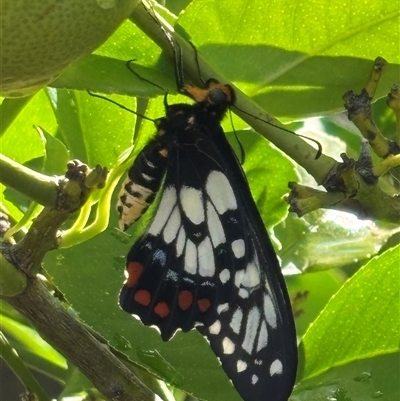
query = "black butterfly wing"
xmin=197 ymin=127 xmax=298 ymax=401
xmin=119 ymin=129 xmax=247 ymax=340
xmin=119 ymin=122 xmax=297 ymax=400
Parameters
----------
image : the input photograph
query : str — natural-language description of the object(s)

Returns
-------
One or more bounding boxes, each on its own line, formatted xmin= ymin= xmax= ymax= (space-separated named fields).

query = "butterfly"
xmin=116 ymin=50 xmax=297 ymax=401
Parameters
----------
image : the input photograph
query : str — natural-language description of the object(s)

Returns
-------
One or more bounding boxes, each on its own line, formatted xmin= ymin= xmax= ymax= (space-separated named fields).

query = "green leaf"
xmin=0 ymin=301 xmax=67 ymax=381
xmin=52 ymin=19 xmax=177 ymax=96
xmin=59 ymin=366 xmax=95 ymax=398
xmin=285 ymin=269 xmax=345 ymax=338
xmin=35 ymin=126 xmax=70 ymax=175
xmin=52 ymin=0 xmax=400 ymax=121
xmin=1 ymin=90 xmax=56 ymax=164
xmin=179 ymin=0 xmax=400 ymax=119
xmin=50 ymin=89 xmax=138 ymax=167
xmin=227 ymin=129 xmax=299 ymax=228
xmin=0 ymin=96 xmax=34 ymax=136
xmin=300 ymin=244 xmax=400 ymax=380
xmin=293 ymin=352 xmax=399 ymax=400
xmin=52 ymin=55 xmax=175 ymax=97
xmin=276 ymin=211 xmax=399 ymax=272
xmin=0 ymin=183 xmax=24 ymax=222
xmin=0 ymin=330 xmax=52 ymax=401
xmin=0 ymin=254 xmax=27 ymax=297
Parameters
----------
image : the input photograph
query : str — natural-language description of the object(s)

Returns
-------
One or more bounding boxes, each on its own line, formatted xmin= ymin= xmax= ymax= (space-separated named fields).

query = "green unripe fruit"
xmin=1 ymin=0 xmax=139 ymax=97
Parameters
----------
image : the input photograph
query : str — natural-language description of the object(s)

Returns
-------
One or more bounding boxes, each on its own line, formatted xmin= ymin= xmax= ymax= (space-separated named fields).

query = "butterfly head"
xmin=184 ymin=79 xmax=235 ymax=111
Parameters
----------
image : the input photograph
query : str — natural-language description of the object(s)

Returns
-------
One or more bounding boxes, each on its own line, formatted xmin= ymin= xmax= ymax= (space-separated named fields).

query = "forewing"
xmin=119 ymin=138 xmax=248 ymax=340
xmin=119 ymin=126 xmax=297 ymax=401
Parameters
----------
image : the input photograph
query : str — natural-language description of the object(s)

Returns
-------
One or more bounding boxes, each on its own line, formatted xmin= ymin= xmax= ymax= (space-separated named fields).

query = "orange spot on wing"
xmin=178 ymin=290 xmax=193 ymax=311
xmin=198 ymin=299 xmax=211 ymax=312
xmin=134 ymin=290 xmax=151 ymax=306
xmin=126 ymin=262 xmax=144 ymax=287
xmin=154 ymin=302 xmax=170 ymax=318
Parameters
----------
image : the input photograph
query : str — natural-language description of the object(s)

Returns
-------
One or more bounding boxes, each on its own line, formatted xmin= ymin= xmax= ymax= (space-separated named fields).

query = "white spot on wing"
xmin=241 ymin=260 xmax=261 ymax=288
xmin=217 ymin=303 xmax=229 ymax=314
xmin=242 ymin=306 xmax=260 ymax=354
xmin=222 ymin=337 xmax=235 ymax=354
xmin=252 ymin=374 xmax=259 ymax=385
xmin=180 ymin=186 xmax=204 ymax=224
xmin=176 ymin=226 xmax=186 ymax=257
xmin=257 ymin=321 xmax=268 ymax=352
xmin=198 ymin=237 xmax=215 ymax=277
xmin=237 ymin=360 xmax=247 ymax=372
xmin=163 ymin=205 xmax=181 ymax=244
xmin=206 ymin=171 xmax=237 ymax=215
xmin=238 ymin=288 xmax=249 ymax=298
xmin=184 ymin=240 xmax=197 ymax=275
xmin=141 ymin=173 xmax=153 ymax=182
xmin=219 ymin=268 xmax=230 ymax=284
xmin=234 ymin=258 xmax=261 ymax=292
xmin=270 ymin=359 xmax=283 ymax=376
xmin=209 ymin=320 xmax=221 ymax=335
xmin=230 ymin=308 xmax=243 ymax=334
xmin=234 ymin=268 xmax=244 ymax=289
xmin=264 ymin=294 xmax=277 ymax=328
xmin=231 ymin=239 xmax=245 ymax=258
xmin=145 ymin=158 xmax=155 ymax=169
xmin=206 ymin=201 xmax=226 ymax=247
xmin=149 ymin=187 xmax=177 ymax=236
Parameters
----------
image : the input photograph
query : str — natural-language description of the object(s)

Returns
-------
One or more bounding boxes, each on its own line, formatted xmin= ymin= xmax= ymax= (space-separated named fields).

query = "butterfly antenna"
xmin=131 ymin=1 xmax=185 ymax=94
xmin=141 ymin=1 xmax=207 ymax=93
xmin=87 ymin=90 xmax=156 ymax=123
xmin=189 ymin=41 xmax=205 ymax=85
xmin=229 ymin=108 xmax=246 ymax=164
xmin=234 ymin=105 xmax=323 ymax=159
xmin=125 ymin=59 xmax=167 ymax=93
xmin=141 ymin=2 xmax=186 ymax=93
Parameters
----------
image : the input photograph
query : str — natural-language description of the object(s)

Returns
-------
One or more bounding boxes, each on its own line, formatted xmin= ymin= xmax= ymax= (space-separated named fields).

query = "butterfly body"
xmin=119 ymin=81 xmax=297 ymax=401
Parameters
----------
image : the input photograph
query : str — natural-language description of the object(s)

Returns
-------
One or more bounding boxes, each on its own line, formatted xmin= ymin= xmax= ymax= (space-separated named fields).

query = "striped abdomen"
xmin=117 ymin=140 xmax=169 ymax=231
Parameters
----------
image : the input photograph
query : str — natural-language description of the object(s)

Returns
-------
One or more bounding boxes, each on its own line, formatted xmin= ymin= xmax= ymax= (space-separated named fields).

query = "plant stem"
xmin=0 ymin=153 xmax=59 ymax=207
xmin=2 ymin=278 xmax=159 ymax=401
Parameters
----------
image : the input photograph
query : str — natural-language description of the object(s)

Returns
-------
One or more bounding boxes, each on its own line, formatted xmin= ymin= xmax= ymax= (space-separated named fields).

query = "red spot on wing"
xmin=154 ymin=302 xmax=170 ymax=318
xmin=126 ymin=262 xmax=144 ymax=287
xmin=134 ymin=290 xmax=151 ymax=306
xmin=198 ymin=298 xmax=211 ymax=312
xmin=178 ymin=290 xmax=193 ymax=310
